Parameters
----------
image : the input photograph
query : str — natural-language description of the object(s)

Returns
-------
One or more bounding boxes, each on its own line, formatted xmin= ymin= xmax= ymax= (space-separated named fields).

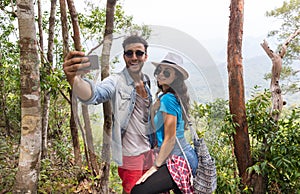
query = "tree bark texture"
xmin=261 ymin=29 xmax=300 ymax=121
xmin=227 ymin=0 xmax=253 ymax=188
xmin=66 ymin=0 xmax=82 ymax=51
xmin=37 ymin=0 xmax=48 ymax=159
xmin=67 ymin=0 xmax=100 ymax=174
xmin=261 ymin=40 xmax=283 ymax=121
xmin=41 ymin=0 xmax=57 ymax=159
xmin=70 ymin=92 xmax=82 ymax=167
xmin=13 ymin=0 xmax=42 ymax=192
xmin=60 ymin=0 xmax=82 ymax=167
xmin=59 ymin=0 xmax=70 ymax=57
xmin=37 ymin=0 xmax=44 ymax=61
xmin=82 ymin=104 xmax=99 ymax=176
xmin=99 ymin=0 xmax=116 ymax=193
xmin=0 ymin=54 xmax=11 ymax=136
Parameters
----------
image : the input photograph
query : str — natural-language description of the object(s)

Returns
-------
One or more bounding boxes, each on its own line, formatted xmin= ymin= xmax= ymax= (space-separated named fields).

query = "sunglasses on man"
xmin=124 ymin=50 xmax=145 ymax=58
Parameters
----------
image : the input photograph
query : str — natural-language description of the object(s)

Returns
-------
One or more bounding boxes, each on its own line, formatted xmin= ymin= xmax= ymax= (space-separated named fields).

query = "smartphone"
xmin=83 ymin=55 xmax=99 ymax=70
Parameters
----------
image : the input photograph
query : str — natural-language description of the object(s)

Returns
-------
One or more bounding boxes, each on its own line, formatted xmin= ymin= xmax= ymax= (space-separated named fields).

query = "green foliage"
xmin=191 ymin=88 xmax=300 ymax=193
xmin=1 ymin=1 xmax=154 ymax=193
xmin=38 ymin=158 xmax=79 ymax=193
xmin=266 ymin=108 xmax=300 ymax=192
xmin=265 ymin=0 xmax=300 ymax=95
xmin=266 ymin=0 xmax=300 ymax=61
xmin=191 ymin=99 xmax=241 ymax=193
xmin=0 ymin=8 xmax=21 ymax=134
xmin=78 ymin=1 xmax=152 ymax=50
xmin=264 ymin=65 xmax=300 ymax=95
xmin=247 ymin=88 xmax=273 ymax=142
xmin=246 ymin=88 xmax=300 ymax=193
xmin=1 ymin=0 xmax=297 ymax=192
xmin=0 ymin=134 xmax=19 ymax=193
xmin=109 ymin=163 xmax=122 ymax=193
xmin=40 ymin=67 xmax=70 ymax=94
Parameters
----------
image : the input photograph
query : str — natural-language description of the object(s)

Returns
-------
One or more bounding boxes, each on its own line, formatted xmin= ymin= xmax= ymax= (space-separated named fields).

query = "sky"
xmin=120 ymin=0 xmax=287 ymax=61
xmin=121 ymin=0 xmax=285 ymax=42
xmin=74 ymin=0 xmax=286 ymax=61
xmin=120 ymin=0 xmax=289 ymax=102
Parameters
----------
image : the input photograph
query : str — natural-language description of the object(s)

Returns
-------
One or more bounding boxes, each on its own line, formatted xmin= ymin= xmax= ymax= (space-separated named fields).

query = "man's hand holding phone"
xmin=71 ymin=54 xmax=99 ymax=71
xmin=78 ymin=55 xmax=100 ymax=71
xmin=63 ymin=51 xmax=100 ymax=85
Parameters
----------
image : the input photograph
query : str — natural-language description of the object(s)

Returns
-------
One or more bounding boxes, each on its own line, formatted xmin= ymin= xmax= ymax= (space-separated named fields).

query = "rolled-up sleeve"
xmin=80 ymin=77 xmax=116 ymax=105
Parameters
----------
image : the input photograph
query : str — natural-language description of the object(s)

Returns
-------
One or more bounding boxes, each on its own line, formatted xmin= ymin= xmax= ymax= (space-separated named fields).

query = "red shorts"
xmin=118 ymin=150 xmax=154 ymax=193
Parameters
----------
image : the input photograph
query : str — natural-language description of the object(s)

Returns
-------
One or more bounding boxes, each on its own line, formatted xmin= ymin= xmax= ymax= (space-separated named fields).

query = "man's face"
xmin=123 ymin=43 xmax=147 ymax=74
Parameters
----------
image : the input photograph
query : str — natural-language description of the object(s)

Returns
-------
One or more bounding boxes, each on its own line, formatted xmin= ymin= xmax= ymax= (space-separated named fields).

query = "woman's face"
xmin=154 ymin=64 xmax=177 ymax=86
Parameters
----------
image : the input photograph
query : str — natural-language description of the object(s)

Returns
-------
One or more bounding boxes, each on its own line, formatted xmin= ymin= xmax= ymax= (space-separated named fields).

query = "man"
xmin=63 ymin=35 xmax=155 ymax=194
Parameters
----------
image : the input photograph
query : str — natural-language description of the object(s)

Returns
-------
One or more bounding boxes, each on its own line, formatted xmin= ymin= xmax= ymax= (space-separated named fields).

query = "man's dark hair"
xmin=122 ymin=35 xmax=148 ymax=52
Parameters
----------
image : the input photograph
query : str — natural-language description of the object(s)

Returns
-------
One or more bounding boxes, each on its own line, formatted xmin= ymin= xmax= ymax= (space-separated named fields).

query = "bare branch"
xmin=280 ymin=29 xmax=300 ymax=58
xmin=261 ymin=40 xmax=275 ymax=59
xmin=87 ymin=35 xmax=125 ymax=55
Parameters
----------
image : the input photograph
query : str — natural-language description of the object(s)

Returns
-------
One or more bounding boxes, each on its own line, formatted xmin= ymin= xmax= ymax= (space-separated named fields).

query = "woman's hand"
xmin=152 ymin=98 xmax=161 ymax=111
xmin=135 ymin=166 xmax=158 ymax=185
xmin=151 ymin=99 xmax=160 ymax=129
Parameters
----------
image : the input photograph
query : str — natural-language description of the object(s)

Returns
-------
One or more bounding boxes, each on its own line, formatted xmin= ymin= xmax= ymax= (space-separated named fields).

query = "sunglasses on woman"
xmin=154 ymin=68 xmax=171 ymax=78
xmin=124 ymin=50 xmax=145 ymax=58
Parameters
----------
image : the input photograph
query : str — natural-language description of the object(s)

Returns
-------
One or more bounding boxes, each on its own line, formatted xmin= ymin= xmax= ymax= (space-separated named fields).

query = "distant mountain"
xmin=206 ymin=35 xmax=299 ymax=106
xmin=109 ymin=28 xmax=299 ymax=106
xmin=217 ymin=55 xmax=270 ymax=99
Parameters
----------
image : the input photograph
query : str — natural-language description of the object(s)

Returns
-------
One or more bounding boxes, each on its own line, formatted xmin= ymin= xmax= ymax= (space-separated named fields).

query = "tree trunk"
xmin=0 ymin=54 xmax=11 ymax=136
xmin=13 ymin=0 xmax=42 ymax=192
xmin=258 ymin=29 xmax=300 ymax=193
xmin=261 ymin=29 xmax=300 ymax=121
xmin=59 ymin=0 xmax=82 ymax=167
xmin=82 ymin=104 xmax=99 ymax=176
xmin=70 ymin=92 xmax=82 ymax=167
xmin=59 ymin=0 xmax=70 ymax=57
xmin=66 ymin=0 xmax=81 ymax=51
xmin=227 ymin=0 xmax=253 ymax=189
xmin=99 ymin=0 xmax=116 ymax=193
xmin=37 ymin=0 xmax=48 ymax=159
xmin=59 ymin=0 xmax=81 ymax=167
xmin=40 ymin=0 xmax=57 ymax=159
xmin=67 ymin=0 xmax=103 ymax=181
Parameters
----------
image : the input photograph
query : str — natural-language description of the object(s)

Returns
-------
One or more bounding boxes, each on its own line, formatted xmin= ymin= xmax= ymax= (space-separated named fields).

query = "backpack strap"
xmin=143 ymin=73 xmax=151 ymax=89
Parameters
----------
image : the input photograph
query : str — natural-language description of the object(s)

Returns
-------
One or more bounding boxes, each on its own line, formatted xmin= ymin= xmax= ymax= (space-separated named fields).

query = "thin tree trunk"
xmin=82 ymin=104 xmax=99 ymax=176
xmin=59 ymin=0 xmax=82 ymax=167
xmin=66 ymin=0 xmax=81 ymax=51
xmin=70 ymin=92 xmax=82 ymax=167
xmin=0 ymin=54 xmax=11 ymax=136
xmin=261 ymin=29 xmax=300 ymax=121
xmin=261 ymin=40 xmax=283 ymax=122
xmin=37 ymin=0 xmax=44 ymax=61
xmin=66 ymin=0 xmax=86 ymax=169
xmin=66 ymin=0 xmax=101 ymax=178
xmin=99 ymin=0 xmax=116 ymax=193
xmin=227 ymin=0 xmax=252 ymax=189
xmin=59 ymin=0 xmax=69 ymax=57
xmin=41 ymin=0 xmax=57 ymax=159
xmin=37 ymin=0 xmax=49 ymax=159
xmin=13 ymin=0 xmax=42 ymax=192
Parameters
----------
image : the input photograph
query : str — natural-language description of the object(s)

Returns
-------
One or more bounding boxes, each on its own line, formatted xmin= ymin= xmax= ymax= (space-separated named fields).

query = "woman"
xmin=131 ymin=52 xmax=198 ymax=194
